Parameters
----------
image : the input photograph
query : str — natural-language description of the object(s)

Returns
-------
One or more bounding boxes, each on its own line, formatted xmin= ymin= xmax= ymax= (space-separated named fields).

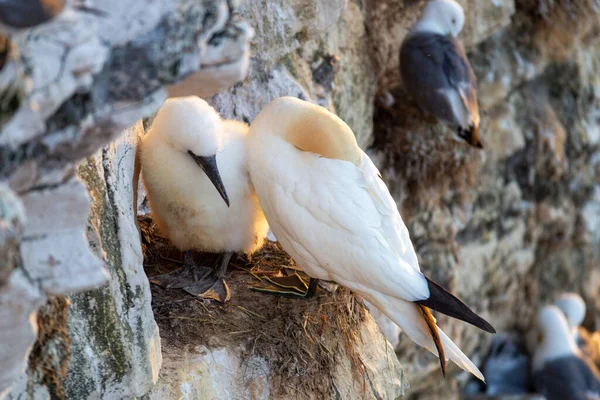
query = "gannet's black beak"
xmin=188 ymin=151 xmax=230 ymax=207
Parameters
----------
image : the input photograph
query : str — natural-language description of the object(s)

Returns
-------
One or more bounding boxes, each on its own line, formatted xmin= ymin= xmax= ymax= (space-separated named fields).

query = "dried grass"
xmin=139 ymin=215 xmax=368 ymax=398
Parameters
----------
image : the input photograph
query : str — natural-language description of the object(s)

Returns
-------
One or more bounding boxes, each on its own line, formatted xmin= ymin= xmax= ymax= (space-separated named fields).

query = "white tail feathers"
xmin=364 ymin=291 xmax=485 ymax=381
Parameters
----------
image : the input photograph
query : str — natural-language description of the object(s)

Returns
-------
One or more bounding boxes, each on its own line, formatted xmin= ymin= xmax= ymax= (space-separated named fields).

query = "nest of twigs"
xmin=139 ymin=215 xmax=369 ymax=398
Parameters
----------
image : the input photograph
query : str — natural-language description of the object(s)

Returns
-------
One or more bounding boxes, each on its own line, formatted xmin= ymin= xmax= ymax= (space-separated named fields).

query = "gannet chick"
xmin=246 ymin=96 xmax=495 ymax=380
xmin=140 ymin=96 xmax=269 ymax=302
xmin=555 ymin=292 xmax=600 ymax=365
xmin=532 ymin=305 xmax=600 ymax=400
xmin=400 ymin=0 xmax=482 ymax=148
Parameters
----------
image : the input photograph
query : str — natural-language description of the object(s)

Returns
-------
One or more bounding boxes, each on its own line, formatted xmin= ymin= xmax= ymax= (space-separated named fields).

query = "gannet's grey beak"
xmin=187 ymin=151 xmax=230 ymax=207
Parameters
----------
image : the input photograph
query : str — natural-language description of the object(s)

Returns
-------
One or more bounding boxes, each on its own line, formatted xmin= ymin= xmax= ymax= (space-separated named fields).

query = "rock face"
xmin=62 ymin=124 xmax=161 ymax=399
xmin=368 ymin=0 xmax=600 ymax=398
xmin=0 ymin=0 xmax=252 ymax=398
xmin=2 ymin=0 xmax=600 ymax=399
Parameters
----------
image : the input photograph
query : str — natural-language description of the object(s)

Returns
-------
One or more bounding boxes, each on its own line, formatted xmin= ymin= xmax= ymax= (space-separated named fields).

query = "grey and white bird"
xmin=400 ymin=0 xmax=482 ymax=148
xmin=481 ymin=334 xmax=530 ymax=396
xmin=140 ymin=96 xmax=269 ymax=302
xmin=532 ymin=305 xmax=600 ymax=400
xmin=247 ymin=96 xmax=495 ymax=380
xmin=555 ymin=292 xmax=600 ymax=365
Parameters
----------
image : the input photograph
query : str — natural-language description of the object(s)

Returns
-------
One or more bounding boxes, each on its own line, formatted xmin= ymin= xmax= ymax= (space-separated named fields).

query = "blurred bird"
xmin=140 ymin=96 xmax=269 ymax=302
xmin=0 ymin=0 xmax=65 ymax=30
xmin=481 ymin=335 xmax=530 ymax=396
xmin=0 ymin=0 xmax=106 ymax=33
xmin=247 ymin=96 xmax=495 ymax=380
xmin=555 ymin=292 xmax=600 ymax=365
xmin=400 ymin=0 xmax=482 ymax=148
xmin=532 ymin=305 xmax=600 ymax=400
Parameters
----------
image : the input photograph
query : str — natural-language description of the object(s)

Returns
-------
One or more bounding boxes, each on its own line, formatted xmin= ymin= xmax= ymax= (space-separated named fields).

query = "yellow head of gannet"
xmin=140 ymin=96 xmax=269 ymax=302
xmin=247 ymin=96 xmax=494 ymax=380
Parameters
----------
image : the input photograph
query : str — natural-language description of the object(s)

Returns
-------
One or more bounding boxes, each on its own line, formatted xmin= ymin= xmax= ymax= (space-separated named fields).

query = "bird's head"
xmin=147 ymin=96 xmax=229 ymax=206
xmin=554 ymin=292 xmax=586 ymax=329
xmin=249 ymin=96 xmax=361 ymax=166
xmin=417 ymin=0 xmax=465 ymax=37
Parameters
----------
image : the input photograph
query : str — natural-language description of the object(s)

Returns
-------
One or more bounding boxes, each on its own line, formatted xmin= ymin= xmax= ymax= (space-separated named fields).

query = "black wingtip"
xmin=415 ymin=276 xmax=496 ymax=334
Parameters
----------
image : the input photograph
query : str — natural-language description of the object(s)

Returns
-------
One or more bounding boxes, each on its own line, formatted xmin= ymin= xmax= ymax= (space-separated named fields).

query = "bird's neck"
xmin=285 ymin=111 xmax=361 ymax=165
xmin=534 ymin=329 xmax=580 ymax=370
xmin=412 ymin=20 xmax=447 ymax=36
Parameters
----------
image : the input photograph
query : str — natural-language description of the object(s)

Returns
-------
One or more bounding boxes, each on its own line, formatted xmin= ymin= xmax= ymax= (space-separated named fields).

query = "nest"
xmin=139 ymin=215 xmax=368 ymax=398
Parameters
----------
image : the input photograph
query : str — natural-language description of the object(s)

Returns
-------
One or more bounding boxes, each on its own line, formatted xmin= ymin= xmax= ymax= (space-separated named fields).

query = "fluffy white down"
xmin=246 ymin=102 xmax=483 ymax=379
xmin=140 ymin=100 xmax=269 ymax=254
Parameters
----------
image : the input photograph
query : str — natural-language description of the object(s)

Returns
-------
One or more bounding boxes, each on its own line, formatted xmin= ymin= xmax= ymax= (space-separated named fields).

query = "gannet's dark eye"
xmin=451 ymin=18 xmax=456 ymax=24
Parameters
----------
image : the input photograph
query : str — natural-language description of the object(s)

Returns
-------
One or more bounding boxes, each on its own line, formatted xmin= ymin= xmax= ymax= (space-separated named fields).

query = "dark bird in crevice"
xmin=400 ymin=0 xmax=482 ymax=148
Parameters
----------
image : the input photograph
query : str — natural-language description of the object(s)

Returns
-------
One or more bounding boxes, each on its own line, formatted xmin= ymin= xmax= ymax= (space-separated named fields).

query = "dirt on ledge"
xmin=139 ymin=215 xmax=369 ymax=398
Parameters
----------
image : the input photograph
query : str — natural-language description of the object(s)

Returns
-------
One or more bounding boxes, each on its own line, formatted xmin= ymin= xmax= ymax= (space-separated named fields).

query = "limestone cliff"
xmin=1 ymin=0 xmax=599 ymax=399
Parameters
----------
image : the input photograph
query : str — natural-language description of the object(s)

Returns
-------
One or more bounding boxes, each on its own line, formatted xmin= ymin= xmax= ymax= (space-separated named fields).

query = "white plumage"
xmin=533 ymin=305 xmax=581 ymax=371
xmin=532 ymin=305 xmax=600 ymax=400
xmin=555 ymin=292 xmax=600 ymax=365
xmin=140 ymin=96 xmax=269 ymax=300
xmin=365 ymin=300 xmax=402 ymax=349
xmin=246 ymin=96 xmax=493 ymax=380
xmin=412 ymin=0 xmax=465 ymax=37
xmin=555 ymin=292 xmax=586 ymax=330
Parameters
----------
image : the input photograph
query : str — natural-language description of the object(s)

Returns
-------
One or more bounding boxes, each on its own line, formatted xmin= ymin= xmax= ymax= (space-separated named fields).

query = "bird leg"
xmin=417 ymin=304 xmax=446 ymax=377
xmin=150 ymin=250 xmax=212 ymax=289
xmin=305 ymin=278 xmax=319 ymax=299
xmin=184 ymin=251 xmax=232 ymax=303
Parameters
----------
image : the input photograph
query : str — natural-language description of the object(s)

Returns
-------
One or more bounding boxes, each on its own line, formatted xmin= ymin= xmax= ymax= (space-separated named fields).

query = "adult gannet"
xmin=400 ymin=0 xmax=482 ymax=148
xmin=246 ymin=96 xmax=494 ymax=379
xmin=140 ymin=96 xmax=269 ymax=302
xmin=532 ymin=305 xmax=600 ymax=400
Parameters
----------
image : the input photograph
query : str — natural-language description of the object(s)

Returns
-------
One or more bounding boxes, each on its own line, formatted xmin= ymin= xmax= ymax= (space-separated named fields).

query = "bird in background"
xmin=140 ymin=96 xmax=269 ymax=302
xmin=478 ymin=334 xmax=530 ymax=396
xmin=0 ymin=0 xmax=106 ymax=32
xmin=246 ymin=96 xmax=495 ymax=380
xmin=532 ymin=305 xmax=600 ymax=400
xmin=400 ymin=0 xmax=482 ymax=148
xmin=555 ymin=292 xmax=600 ymax=366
